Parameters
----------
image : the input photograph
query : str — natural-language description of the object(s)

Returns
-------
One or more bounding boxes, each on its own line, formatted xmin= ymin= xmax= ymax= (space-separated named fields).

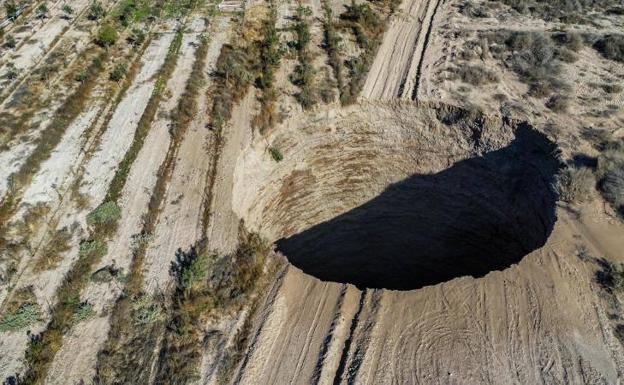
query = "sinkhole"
xmin=235 ymin=105 xmax=562 ymax=290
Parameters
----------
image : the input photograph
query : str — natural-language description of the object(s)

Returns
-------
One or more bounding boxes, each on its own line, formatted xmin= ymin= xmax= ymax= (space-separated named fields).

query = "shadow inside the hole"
xmin=276 ymin=124 xmax=561 ymax=290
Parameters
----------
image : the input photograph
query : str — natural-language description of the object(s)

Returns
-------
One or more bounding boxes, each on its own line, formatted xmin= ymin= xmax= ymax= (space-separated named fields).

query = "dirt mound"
xmin=233 ymin=102 xmax=562 ymax=290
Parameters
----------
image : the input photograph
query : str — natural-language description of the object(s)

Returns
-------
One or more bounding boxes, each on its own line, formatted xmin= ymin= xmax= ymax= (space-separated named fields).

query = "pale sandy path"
xmin=143 ymin=17 xmax=230 ymax=294
xmin=361 ymin=0 xmax=441 ymax=101
xmin=204 ymin=91 xmax=255 ymax=255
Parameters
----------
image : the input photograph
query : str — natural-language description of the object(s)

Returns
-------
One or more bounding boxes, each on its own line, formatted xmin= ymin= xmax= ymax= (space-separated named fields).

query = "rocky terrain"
xmin=0 ymin=0 xmax=622 ymax=384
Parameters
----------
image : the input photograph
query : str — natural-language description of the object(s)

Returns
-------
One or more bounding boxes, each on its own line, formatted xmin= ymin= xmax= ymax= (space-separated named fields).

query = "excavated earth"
xmin=230 ymin=102 xmax=624 ymax=384
xmin=236 ymin=103 xmax=560 ymax=290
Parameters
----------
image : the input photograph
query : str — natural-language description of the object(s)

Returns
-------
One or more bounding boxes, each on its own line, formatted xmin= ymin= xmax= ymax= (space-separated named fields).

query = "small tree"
xmin=96 ymin=25 xmax=118 ymax=48
xmin=4 ymin=34 xmax=16 ymax=49
xmin=61 ymin=5 xmax=74 ymax=18
xmin=36 ymin=3 xmax=49 ymax=19
xmin=109 ymin=63 xmax=128 ymax=81
xmin=88 ymin=1 xmax=106 ymax=20
xmin=5 ymin=1 xmax=18 ymax=20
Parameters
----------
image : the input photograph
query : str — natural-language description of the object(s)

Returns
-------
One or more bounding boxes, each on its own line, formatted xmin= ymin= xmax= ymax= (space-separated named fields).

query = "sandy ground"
xmin=204 ymin=91 xmax=255 ymax=256
xmin=226 ymin=101 xmax=624 ymax=384
xmin=361 ymin=0 xmax=440 ymax=100
xmin=1 ymin=0 xmax=624 ymax=383
xmin=416 ymin=0 xmax=624 ymax=133
xmin=142 ymin=17 xmax=229 ymax=294
xmin=0 ymin=0 xmax=115 ymax=202
xmin=43 ymin=22 xmax=207 ymax=384
xmin=0 ymin=32 xmax=175 ymax=381
xmin=0 ymin=0 xmax=92 ymax=96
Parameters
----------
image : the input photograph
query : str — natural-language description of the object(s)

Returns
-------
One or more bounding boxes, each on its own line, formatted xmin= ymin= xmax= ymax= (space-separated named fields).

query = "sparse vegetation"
xmin=210 ymin=20 xmax=256 ymax=130
xmin=456 ymin=64 xmax=499 ymax=85
xmin=269 ymin=146 xmax=283 ymax=162
xmin=555 ymin=166 xmax=595 ymax=203
xmin=0 ymin=53 xmax=106 ymax=248
xmin=253 ymin=7 xmax=283 ymax=134
xmin=34 ymin=227 xmax=73 ymax=272
xmin=154 ymin=232 xmax=275 ymax=384
xmin=97 ymin=25 xmax=119 ymax=48
xmin=321 ymin=0 xmax=344 ymax=102
xmin=106 ymin=29 xmax=183 ymax=205
xmin=597 ymin=140 xmax=624 ymax=218
xmin=492 ymin=0 xmax=620 ymax=23
xmin=482 ymin=31 xmax=578 ymax=98
xmin=593 ymin=34 xmax=624 ymax=63
xmin=596 ymin=258 xmax=624 ymax=292
xmin=0 ymin=287 xmax=40 ymax=332
xmin=290 ymin=5 xmax=319 ymax=109
xmin=545 ymin=94 xmax=570 ymax=112
xmin=110 ymin=63 xmax=129 ymax=81
xmin=88 ymin=1 xmax=106 ymax=20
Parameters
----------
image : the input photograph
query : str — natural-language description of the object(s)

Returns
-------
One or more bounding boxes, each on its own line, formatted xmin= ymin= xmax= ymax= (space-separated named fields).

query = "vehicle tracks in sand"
xmin=361 ymin=0 xmax=442 ymax=101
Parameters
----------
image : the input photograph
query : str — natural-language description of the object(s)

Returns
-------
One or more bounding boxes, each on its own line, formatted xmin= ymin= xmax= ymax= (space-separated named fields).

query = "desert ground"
xmin=0 ymin=0 xmax=623 ymax=384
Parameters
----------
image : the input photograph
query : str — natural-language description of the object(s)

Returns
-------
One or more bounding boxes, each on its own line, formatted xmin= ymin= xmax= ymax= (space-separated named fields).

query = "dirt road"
xmin=361 ymin=0 xmax=442 ymax=100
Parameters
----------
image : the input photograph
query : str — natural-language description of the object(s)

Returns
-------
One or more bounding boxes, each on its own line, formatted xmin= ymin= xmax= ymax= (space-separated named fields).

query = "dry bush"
xmin=552 ymin=31 xmax=584 ymax=52
xmin=555 ymin=166 xmax=595 ymax=203
xmin=493 ymin=0 xmax=620 ymax=23
xmin=597 ymin=141 xmax=624 ymax=218
xmin=154 ymin=232 xmax=275 ymax=384
xmin=34 ymin=228 xmax=72 ymax=272
xmin=456 ymin=64 xmax=499 ymax=85
xmin=593 ymin=34 xmax=624 ymax=63
xmin=546 ymin=94 xmax=570 ymax=112
xmin=505 ymin=32 xmax=566 ymax=96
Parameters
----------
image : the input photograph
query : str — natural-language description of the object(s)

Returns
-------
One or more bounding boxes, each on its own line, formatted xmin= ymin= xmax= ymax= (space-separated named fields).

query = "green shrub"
xmin=73 ymin=302 xmax=95 ymax=322
xmin=62 ymin=5 xmax=74 ymax=17
xmin=269 ymin=147 xmax=283 ymax=162
xmin=109 ymin=63 xmax=128 ymax=82
xmin=5 ymin=1 xmax=18 ymax=20
xmin=88 ymin=1 xmax=106 ymax=20
xmin=4 ymin=35 xmax=16 ymax=49
xmin=36 ymin=3 xmax=49 ymax=19
xmin=79 ymin=239 xmax=107 ymax=259
xmin=0 ymin=303 xmax=41 ymax=332
xmin=96 ymin=25 xmax=119 ymax=48
xmin=127 ymin=28 xmax=146 ymax=48
xmin=180 ymin=253 xmax=210 ymax=292
xmin=132 ymin=295 xmax=163 ymax=326
xmin=87 ymin=201 xmax=122 ymax=229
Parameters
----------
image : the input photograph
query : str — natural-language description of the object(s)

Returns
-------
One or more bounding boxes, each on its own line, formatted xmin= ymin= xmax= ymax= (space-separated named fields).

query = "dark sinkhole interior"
xmin=276 ymin=125 xmax=562 ymax=290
